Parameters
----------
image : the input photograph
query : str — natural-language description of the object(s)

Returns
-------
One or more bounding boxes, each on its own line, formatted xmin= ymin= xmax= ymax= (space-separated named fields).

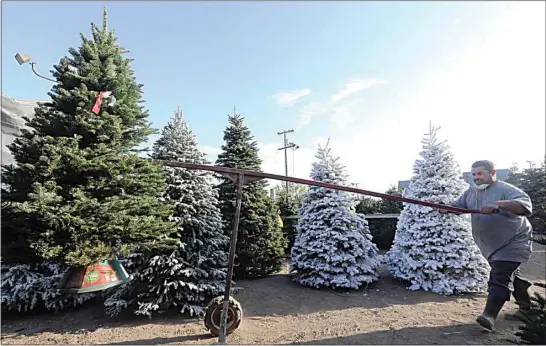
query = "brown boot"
xmin=476 ymin=295 xmax=507 ymax=331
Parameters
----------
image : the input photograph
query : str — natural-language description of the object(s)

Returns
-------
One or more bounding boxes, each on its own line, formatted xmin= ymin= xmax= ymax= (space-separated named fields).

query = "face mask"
xmin=475 ymin=183 xmax=490 ymax=190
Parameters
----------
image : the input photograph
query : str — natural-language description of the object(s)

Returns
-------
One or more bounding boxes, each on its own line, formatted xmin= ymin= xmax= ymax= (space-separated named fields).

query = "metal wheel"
xmin=204 ymin=295 xmax=243 ymax=337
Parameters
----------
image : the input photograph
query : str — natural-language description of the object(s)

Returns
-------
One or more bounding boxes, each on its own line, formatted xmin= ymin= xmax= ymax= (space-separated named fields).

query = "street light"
xmin=15 ymin=52 xmax=56 ymax=83
xmin=14 ymin=52 xmax=31 ymax=65
xmin=288 ymin=142 xmax=299 ymax=150
xmin=15 ymin=49 xmax=132 ymax=81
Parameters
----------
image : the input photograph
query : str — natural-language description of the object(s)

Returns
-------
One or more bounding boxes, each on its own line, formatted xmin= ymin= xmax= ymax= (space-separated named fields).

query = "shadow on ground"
xmin=1 ymin=304 xmax=201 ymax=339
xmin=235 ymin=262 xmax=485 ymax=319
xmin=83 ymin=322 xmax=520 ymax=345
xmin=288 ymin=323 xmax=519 ymax=345
xmin=108 ymin=333 xmax=215 ymax=345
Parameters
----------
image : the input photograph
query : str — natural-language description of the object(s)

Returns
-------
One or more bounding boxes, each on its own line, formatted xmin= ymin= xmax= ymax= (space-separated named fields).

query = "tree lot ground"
xmin=2 ymin=243 xmax=544 ymax=345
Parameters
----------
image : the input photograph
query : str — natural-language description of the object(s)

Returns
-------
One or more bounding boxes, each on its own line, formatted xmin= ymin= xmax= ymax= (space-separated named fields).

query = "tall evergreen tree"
xmin=289 ymin=141 xmax=382 ymax=289
xmin=355 ymin=197 xmax=381 ymax=215
xmin=274 ymin=184 xmax=306 ymax=253
xmin=1 ymin=9 xmax=178 ymax=266
xmin=505 ymin=160 xmax=546 ymax=232
xmin=380 ymin=185 xmax=404 ymax=213
xmin=105 ymin=108 xmax=231 ymax=317
xmin=356 ymin=186 xmax=404 ymax=251
xmin=387 ymin=124 xmax=490 ymax=295
xmin=515 ymin=237 xmax=546 ymax=345
xmin=215 ymin=112 xmax=285 ymax=278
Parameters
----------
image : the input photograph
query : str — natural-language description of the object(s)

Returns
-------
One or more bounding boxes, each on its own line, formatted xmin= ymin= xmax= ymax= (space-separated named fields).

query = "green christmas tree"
xmin=505 ymin=160 xmax=546 ymax=232
xmin=515 ymin=236 xmax=546 ymax=345
xmin=1 ymin=9 xmax=178 ymax=267
xmin=274 ymin=184 xmax=307 ymax=253
xmin=215 ymin=111 xmax=286 ymax=278
xmin=379 ymin=185 xmax=404 ymax=213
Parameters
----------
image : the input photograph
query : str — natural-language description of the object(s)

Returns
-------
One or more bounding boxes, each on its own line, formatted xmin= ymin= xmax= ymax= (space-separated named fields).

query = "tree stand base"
xmin=204 ymin=296 xmax=243 ymax=337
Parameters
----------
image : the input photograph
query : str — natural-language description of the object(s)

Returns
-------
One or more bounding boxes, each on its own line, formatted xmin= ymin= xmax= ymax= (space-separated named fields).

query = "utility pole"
xmin=277 ymin=129 xmax=298 ymax=195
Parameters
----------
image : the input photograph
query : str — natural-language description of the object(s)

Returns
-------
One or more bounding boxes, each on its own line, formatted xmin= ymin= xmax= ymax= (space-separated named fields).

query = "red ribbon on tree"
xmin=92 ymin=90 xmax=116 ymax=114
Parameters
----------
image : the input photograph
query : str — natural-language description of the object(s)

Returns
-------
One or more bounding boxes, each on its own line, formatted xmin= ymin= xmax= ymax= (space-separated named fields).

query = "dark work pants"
xmin=488 ymin=261 xmax=533 ymax=301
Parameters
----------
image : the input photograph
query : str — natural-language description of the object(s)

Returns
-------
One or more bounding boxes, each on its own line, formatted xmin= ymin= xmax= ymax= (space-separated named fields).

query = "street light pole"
xmin=29 ymin=62 xmax=56 ymax=82
xmin=15 ymin=50 xmax=130 ymax=83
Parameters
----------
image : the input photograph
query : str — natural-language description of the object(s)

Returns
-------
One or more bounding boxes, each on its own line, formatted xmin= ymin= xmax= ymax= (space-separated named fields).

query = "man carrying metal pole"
xmin=442 ymin=160 xmax=534 ymax=331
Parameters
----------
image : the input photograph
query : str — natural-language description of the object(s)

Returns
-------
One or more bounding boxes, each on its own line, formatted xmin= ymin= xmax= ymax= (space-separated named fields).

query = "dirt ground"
xmin=2 ymin=245 xmax=545 ymax=345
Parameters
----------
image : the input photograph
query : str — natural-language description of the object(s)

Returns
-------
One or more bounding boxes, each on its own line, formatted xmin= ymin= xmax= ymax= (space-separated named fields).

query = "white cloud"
xmin=296 ymin=78 xmax=385 ymax=129
xmin=297 ymin=101 xmax=325 ymax=127
xmin=330 ymin=78 xmax=386 ymax=103
xmin=199 ymin=145 xmax=222 ymax=162
xmin=296 ymin=98 xmax=358 ymax=130
xmin=330 ymin=100 xmax=358 ymax=130
xmin=272 ymin=88 xmax=311 ymax=107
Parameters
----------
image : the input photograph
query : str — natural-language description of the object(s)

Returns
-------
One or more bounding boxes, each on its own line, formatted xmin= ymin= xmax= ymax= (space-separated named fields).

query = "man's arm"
xmin=495 ymin=200 xmax=529 ymax=215
xmin=492 ymin=184 xmax=532 ymax=216
xmin=440 ymin=189 xmax=469 ymax=214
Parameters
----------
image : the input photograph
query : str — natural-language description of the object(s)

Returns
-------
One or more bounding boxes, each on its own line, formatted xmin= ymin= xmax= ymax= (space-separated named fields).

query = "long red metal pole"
xmin=155 ymin=160 xmax=480 ymax=214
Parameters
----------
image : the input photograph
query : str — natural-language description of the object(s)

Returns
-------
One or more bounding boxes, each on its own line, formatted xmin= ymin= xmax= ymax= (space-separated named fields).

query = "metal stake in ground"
xmin=218 ymin=173 xmax=245 ymax=344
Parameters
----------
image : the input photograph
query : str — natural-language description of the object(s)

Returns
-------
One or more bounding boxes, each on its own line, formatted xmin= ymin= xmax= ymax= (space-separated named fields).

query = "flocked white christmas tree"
xmin=387 ymin=123 xmax=490 ymax=295
xmin=104 ymin=108 xmax=232 ymax=317
xmin=289 ymin=140 xmax=382 ymax=289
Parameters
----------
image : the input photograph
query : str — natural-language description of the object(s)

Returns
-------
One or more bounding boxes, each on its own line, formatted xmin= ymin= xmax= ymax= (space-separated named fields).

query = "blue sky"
xmin=3 ymin=1 xmax=545 ymax=192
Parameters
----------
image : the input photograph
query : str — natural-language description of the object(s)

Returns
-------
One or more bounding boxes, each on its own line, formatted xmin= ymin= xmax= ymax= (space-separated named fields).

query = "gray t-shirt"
xmin=450 ymin=180 xmax=533 ymax=263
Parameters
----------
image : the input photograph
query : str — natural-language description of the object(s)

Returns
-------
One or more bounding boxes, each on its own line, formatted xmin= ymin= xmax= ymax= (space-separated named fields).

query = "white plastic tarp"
xmin=1 ymin=93 xmax=47 ymax=167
